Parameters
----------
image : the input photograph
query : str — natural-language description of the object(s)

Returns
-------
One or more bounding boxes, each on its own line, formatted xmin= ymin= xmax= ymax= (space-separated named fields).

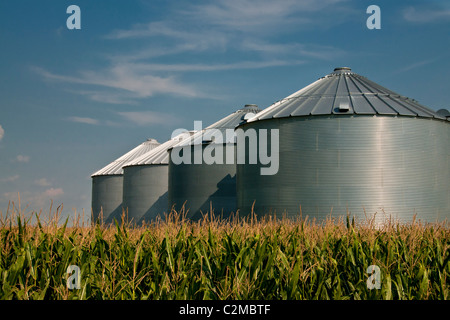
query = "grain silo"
xmin=236 ymin=67 xmax=450 ymax=223
xmin=168 ymin=104 xmax=261 ymax=220
xmin=122 ymin=131 xmax=195 ymax=224
xmin=91 ymin=138 xmax=160 ymax=224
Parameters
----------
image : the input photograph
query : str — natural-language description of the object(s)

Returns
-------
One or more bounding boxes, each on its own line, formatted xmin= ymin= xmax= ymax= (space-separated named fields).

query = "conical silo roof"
xmin=206 ymin=104 xmax=261 ymax=130
xmin=248 ymin=67 xmax=448 ymax=122
xmin=124 ymin=132 xmax=195 ymax=167
xmin=91 ymin=138 xmax=160 ymax=176
xmin=174 ymin=104 xmax=262 ymax=147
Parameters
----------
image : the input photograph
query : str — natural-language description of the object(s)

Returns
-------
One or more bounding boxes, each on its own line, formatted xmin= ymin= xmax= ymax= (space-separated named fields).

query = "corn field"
xmin=0 ymin=204 xmax=449 ymax=300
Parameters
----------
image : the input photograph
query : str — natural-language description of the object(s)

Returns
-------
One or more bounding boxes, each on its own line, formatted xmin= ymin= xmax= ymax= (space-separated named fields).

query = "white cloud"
xmin=2 ymin=187 xmax=64 ymax=211
xmin=16 ymin=155 xmax=30 ymax=163
xmin=241 ymin=41 xmax=345 ymax=60
xmin=183 ymin=0 xmax=343 ymax=32
xmin=393 ymin=59 xmax=438 ymax=75
xmin=403 ymin=6 xmax=450 ymax=23
xmin=0 ymin=125 xmax=4 ymax=141
xmin=35 ymin=1 xmax=352 ymax=105
xmin=35 ymin=178 xmax=52 ymax=187
xmin=43 ymin=188 xmax=64 ymax=197
xmin=123 ymin=60 xmax=305 ymax=73
xmin=66 ymin=115 xmax=121 ymax=127
xmin=105 ymin=0 xmax=351 ymax=62
xmin=109 ymin=0 xmax=351 ymax=38
xmin=34 ymin=64 xmax=199 ymax=103
xmin=1 ymin=175 xmax=19 ymax=183
xmin=75 ymin=90 xmax=139 ymax=105
xmin=107 ymin=21 xmax=228 ymax=47
xmin=67 ymin=116 xmax=99 ymax=125
xmin=116 ymin=111 xmax=181 ymax=126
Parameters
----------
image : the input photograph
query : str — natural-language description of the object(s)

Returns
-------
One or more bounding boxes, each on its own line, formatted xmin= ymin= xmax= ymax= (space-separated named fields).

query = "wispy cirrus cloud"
xmin=3 ymin=188 xmax=64 ymax=211
xmin=180 ymin=0 xmax=351 ymax=33
xmin=116 ymin=111 xmax=181 ymax=126
xmin=396 ymin=58 xmax=437 ymax=74
xmin=34 ymin=64 xmax=200 ymax=103
xmin=43 ymin=188 xmax=64 ymax=197
xmin=34 ymin=57 xmax=308 ymax=105
xmin=16 ymin=155 xmax=30 ymax=163
xmin=402 ymin=6 xmax=450 ymax=23
xmin=34 ymin=178 xmax=52 ymax=187
xmin=241 ymin=41 xmax=345 ymax=60
xmin=36 ymin=0 xmax=352 ymax=106
xmin=1 ymin=175 xmax=19 ymax=183
xmin=67 ymin=115 xmax=121 ymax=127
xmin=67 ymin=116 xmax=100 ymax=125
xmin=106 ymin=0 xmax=351 ymax=60
xmin=122 ymin=60 xmax=305 ymax=72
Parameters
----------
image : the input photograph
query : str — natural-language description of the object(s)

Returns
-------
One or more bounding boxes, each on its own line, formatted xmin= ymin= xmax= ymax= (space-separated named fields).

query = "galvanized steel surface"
xmin=91 ymin=138 xmax=160 ymax=224
xmin=168 ymin=104 xmax=262 ymax=219
xmin=237 ymin=115 xmax=450 ymax=223
xmin=120 ymin=132 xmax=195 ymax=223
xmin=168 ymin=144 xmax=237 ymax=220
xmin=122 ymin=165 xmax=169 ymax=223
xmin=91 ymin=175 xmax=124 ymax=223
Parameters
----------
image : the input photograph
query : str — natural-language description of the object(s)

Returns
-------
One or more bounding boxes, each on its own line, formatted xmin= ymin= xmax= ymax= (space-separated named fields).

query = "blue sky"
xmin=0 ymin=0 xmax=449 ymax=223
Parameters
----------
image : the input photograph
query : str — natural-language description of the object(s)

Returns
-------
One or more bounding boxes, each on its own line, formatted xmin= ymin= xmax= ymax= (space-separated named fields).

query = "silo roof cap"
xmin=246 ymin=67 xmax=449 ymax=123
xmin=333 ymin=67 xmax=352 ymax=73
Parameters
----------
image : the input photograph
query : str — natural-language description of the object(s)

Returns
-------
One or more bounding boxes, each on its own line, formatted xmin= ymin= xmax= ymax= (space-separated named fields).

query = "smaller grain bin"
xmin=91 ymin=138 xmax=160 ymax=224
xmin=168 ymin=104 xmax=261 ymax=220
xmin=122 ymin=131 xmax=195 ymax=224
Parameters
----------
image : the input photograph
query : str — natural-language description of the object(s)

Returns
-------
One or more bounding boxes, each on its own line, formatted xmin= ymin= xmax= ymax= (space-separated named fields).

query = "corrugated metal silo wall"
xmin=168 ymin=143 xmax=237 ymax=220
xmin=237 ymin=115 xmax=450 ymax=223
xmin=122 ymin=164 xmax=169 ymax=224
xmin=91 ymin=175 xmax=123 ymax=224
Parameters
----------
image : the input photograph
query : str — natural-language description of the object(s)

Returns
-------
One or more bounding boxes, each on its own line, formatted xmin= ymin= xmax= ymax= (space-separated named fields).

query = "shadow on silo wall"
xmin=189 ymin=174 xmax=237 ymax=221
xmin=104 ymin=203 xmax=126 ymax=225
xmin=138 ymin=191 xmax=169 ymax=223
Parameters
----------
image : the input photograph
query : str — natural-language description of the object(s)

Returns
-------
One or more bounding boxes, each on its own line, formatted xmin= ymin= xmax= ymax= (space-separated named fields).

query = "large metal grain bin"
xmin=91 ymin=138 xmax=160 ymax=224
xmin=168 ymin=104 xmax=261 ymax=220
xmin=122 ymin=132 xmax=195 ymax=224
xmin=236 ymin=67 xmax=450 ymax=223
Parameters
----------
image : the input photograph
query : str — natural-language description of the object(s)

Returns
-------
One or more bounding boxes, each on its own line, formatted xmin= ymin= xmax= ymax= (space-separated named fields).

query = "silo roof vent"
xmin=436 ymin=108 xmax=450 ymax=119
xmin=334 ymin=67 xmax=352 ymax=72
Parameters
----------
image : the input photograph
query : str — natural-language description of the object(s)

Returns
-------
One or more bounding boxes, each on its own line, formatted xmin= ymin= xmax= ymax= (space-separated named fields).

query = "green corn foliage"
xmin=0 ymin=209 xmax=448 ymax=300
